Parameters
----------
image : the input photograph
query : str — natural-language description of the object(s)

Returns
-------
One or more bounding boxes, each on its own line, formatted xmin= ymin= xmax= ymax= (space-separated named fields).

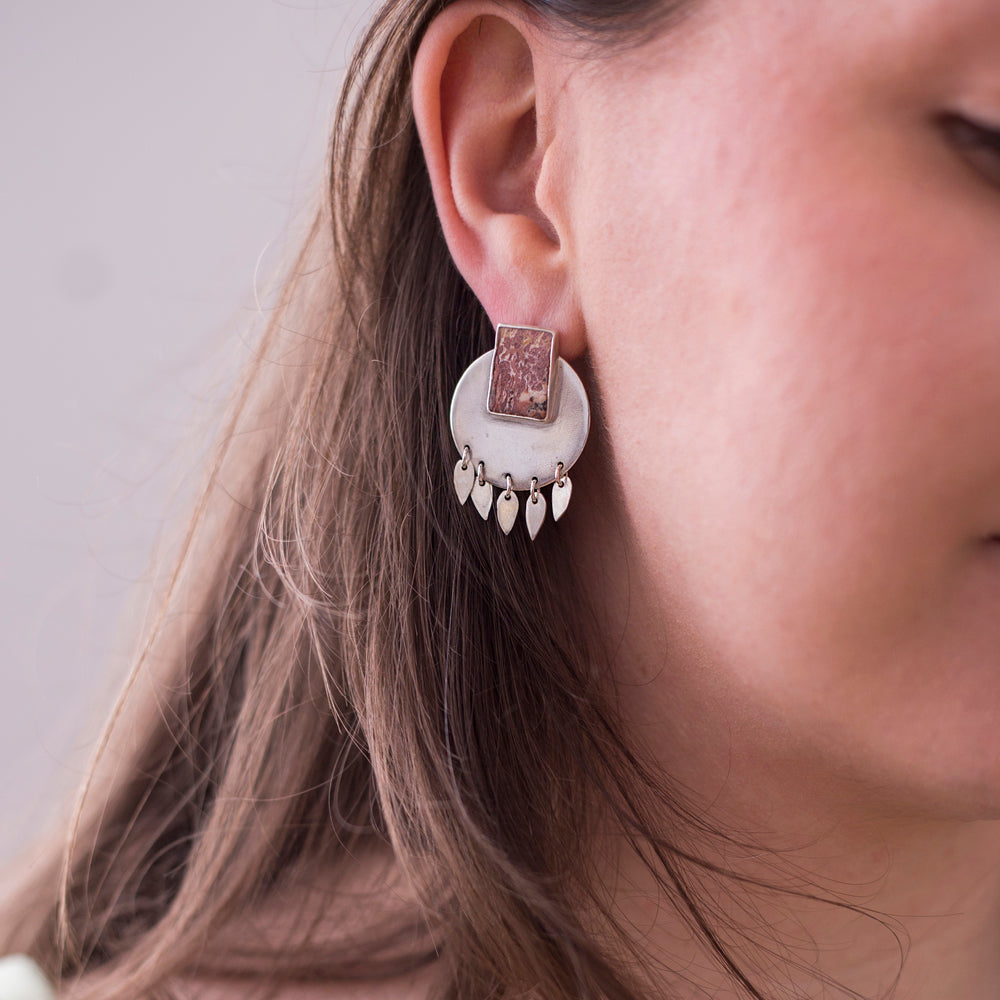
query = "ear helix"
xmin=449 ymin=324 xmax=590 ymax=540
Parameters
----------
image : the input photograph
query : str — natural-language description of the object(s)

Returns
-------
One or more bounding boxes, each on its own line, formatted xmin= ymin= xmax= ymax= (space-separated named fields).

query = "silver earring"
xmin=450 ymin=324 xmax=590 ymax=540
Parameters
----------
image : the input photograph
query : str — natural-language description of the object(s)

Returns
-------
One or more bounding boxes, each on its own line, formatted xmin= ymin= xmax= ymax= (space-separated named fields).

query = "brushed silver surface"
xmin=525 ymin=492 xmax=546 ymax=540
xmin=471 ymin=477 xmax=493 ymax=520
xmin=496 ymin=490 xmax=519 ymax=534
xmin=551 ymin=475 xmax=573 ymax=522
xmin=451 ymin=350 xmax=590 ymax=491
xmin=453 ymin=458 xmax=474 ymax=504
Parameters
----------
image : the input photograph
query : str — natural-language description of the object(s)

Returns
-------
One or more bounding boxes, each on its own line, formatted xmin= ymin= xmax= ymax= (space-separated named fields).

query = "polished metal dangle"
xmin=525 ymin=477 xmax=547 ymax=540
xmin=470 ymin=461 xmax=493 ymax=520
xmin=551 ymin=462 xmax=572 ymax=522
xmin=453 ymin=445 xmax=474 ymax=504
xmin=496 ymin=474 xmax=519 ymax=534
xmin=449 ymin=324 xmax=590 ymax=540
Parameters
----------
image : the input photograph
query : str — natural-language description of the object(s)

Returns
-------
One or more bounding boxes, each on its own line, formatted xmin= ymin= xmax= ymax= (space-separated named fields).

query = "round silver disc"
xmin=450 ymin=350 xmax=590 ymax=491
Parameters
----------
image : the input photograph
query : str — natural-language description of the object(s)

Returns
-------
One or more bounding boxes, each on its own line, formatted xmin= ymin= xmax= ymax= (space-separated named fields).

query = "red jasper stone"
xmin=488 ymin=326 xmax=554 ymax=421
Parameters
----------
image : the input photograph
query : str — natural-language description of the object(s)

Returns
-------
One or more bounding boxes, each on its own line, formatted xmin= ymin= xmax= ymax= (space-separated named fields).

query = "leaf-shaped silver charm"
xmin=551 ymin=475 xmax=573 ymax=521
xmin=525 ymin=492 xmax=546 ymax=540
xmin=496 ymin=490 xmax=519 ymax=535
xmin=453 ymin=458 xmax=474 ymax=505
xmin=471 ymin=478 xmax=494 ymax=520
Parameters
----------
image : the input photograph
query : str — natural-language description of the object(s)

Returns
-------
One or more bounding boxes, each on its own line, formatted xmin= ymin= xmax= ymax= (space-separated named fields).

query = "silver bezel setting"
xmin=485 ymin=325 xmax=560 ymax=423
xmin=450 ymin=349 xmax=590 ymax=492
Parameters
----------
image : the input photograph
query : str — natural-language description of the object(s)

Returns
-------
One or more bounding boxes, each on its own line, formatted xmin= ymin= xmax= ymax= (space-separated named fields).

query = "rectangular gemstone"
xmin=487 ymin=326 xmax=555 ymax=420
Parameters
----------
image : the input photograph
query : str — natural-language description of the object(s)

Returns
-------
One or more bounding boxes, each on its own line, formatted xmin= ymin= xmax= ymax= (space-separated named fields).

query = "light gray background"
xmin=0 ymin=1 xmax=370 ymax=860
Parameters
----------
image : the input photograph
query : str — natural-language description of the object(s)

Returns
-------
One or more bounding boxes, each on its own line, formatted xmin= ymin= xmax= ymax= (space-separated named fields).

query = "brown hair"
xmin=0 ymin=2 xmax=814 ymax=998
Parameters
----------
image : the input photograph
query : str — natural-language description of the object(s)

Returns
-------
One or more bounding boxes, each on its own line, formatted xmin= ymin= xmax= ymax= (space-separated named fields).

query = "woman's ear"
xmin=412 ymin=1 xmax=585 ymax=358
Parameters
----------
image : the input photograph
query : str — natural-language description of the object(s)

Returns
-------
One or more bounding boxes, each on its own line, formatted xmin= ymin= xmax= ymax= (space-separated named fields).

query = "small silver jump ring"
xmin=530 ymin=477 xmax=540 ymax=503
xmin=504 ymin=473 xmax=513 ymax=500
xmin=555 ymin=462 xmax=566 ymax=488
xmin=477 ymin=461 xmax=486 ymax=487
xmin=461 ymin=445 xmax=472 ymax=470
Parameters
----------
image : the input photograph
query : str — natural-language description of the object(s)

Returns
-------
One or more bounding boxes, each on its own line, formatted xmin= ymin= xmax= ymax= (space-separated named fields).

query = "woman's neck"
xmin=568 ymin=492 xmax=1000 ymax=999
xmin=603 ymin=804 xmax=1000 ymax=999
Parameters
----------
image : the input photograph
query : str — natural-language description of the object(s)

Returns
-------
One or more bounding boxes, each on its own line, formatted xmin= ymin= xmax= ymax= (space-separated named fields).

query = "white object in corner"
xmin=0 ymin=955 xmax=55 ymax=1000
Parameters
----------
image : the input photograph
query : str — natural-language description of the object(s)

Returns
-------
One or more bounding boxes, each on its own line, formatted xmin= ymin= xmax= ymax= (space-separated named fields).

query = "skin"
xmin=412 ymin=0 xmax=1000 ymax=997
xmin=156 ymin=2 xmax=1000 ymax=997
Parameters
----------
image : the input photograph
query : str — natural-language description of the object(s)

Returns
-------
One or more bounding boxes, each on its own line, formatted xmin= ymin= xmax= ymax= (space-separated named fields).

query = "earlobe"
xmin=412 ymin=2 xmax=585 ymax=357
